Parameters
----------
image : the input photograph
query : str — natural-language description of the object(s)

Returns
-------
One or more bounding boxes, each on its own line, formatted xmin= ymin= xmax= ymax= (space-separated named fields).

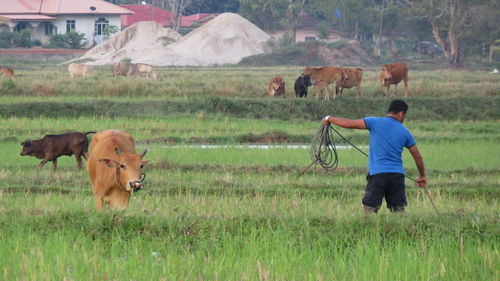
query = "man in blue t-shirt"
xmin=322 ymin=99 xmax=426 ymax=213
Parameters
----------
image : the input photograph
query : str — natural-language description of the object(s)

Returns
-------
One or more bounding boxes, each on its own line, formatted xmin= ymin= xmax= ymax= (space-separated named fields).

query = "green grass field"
xmin=0 ymin=60 xmax=498 ymax=280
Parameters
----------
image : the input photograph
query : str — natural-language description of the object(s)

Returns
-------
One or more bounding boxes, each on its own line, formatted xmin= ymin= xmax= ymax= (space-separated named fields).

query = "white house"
xmin=0 ymin=0 xmax=132 ymax=47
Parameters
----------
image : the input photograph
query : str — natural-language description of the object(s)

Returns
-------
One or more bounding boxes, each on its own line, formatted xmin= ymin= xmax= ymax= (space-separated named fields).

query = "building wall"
xmin=0 ymin=15 xmax=121 ymax=47
xmin=51 ymin=15 xmax=121 ymax=47
xmin=271 ymin=29 xmax=342 ymax=43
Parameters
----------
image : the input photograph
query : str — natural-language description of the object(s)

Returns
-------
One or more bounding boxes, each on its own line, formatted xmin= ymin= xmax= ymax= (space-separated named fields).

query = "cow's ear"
xmin=141 ymin=160 xmax=149 ymax=166
xmin=99 ymin=158 xmax=118 ymax=168
xmin=140 ymin=149 xmax=147 ymax=159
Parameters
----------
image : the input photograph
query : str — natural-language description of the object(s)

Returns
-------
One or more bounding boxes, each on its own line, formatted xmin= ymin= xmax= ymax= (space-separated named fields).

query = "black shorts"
xmin=362 ymin=173 xmax=407 ymax=212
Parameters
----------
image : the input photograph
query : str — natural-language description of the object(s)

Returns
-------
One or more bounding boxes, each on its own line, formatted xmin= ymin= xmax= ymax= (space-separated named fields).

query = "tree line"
xmin=108 ymin=0 xmax=500 ymax=67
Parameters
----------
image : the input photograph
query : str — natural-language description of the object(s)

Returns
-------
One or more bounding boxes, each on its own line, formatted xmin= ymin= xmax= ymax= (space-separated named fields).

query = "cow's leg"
xmin=52 ymin=159 xmax=57 ymax=172
xmin=76 ymin=154 xmax=83 ymax=170
xmin=38 ymin=159 xmax=49 ymax=173
xmin=94 ymin=194 xmax=103 ymax=210
xmin=82 ymin=152 xmax=89 ymax=160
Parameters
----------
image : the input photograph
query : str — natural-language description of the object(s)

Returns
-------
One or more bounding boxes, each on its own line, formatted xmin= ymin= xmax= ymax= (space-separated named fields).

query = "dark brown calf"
xmin=20 ymin=131 xmax=95 ymax=172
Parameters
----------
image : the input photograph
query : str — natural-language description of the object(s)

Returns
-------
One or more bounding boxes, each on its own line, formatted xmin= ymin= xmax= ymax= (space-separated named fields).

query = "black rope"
xmin=297 ymin=123 xmax=438 ymax=213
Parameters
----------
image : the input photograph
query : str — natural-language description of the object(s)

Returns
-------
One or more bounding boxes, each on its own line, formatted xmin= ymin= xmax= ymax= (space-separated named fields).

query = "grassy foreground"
xmin=0 ymin=63 xmax=498 ymax=280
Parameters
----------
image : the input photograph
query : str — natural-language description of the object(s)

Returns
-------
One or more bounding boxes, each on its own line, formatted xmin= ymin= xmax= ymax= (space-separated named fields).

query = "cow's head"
xmin=380 ymin=65 xmax=393 ymax=84
xmin=270 ymin=76 xmax=284 ymax=91
xmin=20 ymin=140 xmax=35 ymax=156
xmin=151 ymin=70 xmax=158 ymax=79
xmin=302 ymin=66 xmax=313 ymax=77
xmin=99 ymin=148 xmax=148 ymax=192
xmin=340 ymin=68 xmax=349 ymax=82
xmin=301 ymin=75 xmax=312 ymax=87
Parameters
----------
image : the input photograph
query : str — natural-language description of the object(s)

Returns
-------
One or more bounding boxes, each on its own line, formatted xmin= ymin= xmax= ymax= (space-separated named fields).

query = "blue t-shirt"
xmin=364 ymin=116 xmax=416 ymax=175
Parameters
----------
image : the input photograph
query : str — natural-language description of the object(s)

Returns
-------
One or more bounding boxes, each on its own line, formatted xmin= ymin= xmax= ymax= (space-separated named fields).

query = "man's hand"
xmin=415 ymin=176 xmax=427 ymax=188
xmin=322 ymin=115 xmax=330 ymax=126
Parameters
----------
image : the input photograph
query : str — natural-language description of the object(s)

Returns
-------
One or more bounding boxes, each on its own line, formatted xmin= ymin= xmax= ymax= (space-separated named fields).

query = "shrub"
xmin=13 ymin=30 xmax=32 ymax=48
xmin=0 ymin=32 xmax=16 ymax=48
xmin=48 ymin=31 xmax=87 ymax=49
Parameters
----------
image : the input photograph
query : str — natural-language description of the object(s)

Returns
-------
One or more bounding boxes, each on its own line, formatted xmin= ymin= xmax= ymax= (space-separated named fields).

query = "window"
xmin=94 ymin=18 xmax=109 ymax=36
xmin=44 ymin=22 xmax=54 ymax=35
xmin=14 ymin=22 xmax=29 ymax=32
xmin=305 ymin=36 xmax=316 ymax=41
xmin=66 ymin=20 xmax=75 ymax=33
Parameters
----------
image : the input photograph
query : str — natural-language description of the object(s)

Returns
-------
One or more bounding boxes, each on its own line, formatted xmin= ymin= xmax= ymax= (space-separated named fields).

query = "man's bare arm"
xmin=323 ymin=116 xmax=366 ymax=129
xmin=408 ymin=145 xmax=427 ymax=187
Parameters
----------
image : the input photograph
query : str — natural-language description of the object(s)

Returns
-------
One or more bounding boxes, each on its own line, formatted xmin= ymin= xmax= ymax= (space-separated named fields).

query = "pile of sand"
xmin=154 ymin=12 xmax=270 ymax=66
xmin=73 ymin=13 xmax=270 ymax=66
xmin=73 ymin=21 xmax=181 ymax=65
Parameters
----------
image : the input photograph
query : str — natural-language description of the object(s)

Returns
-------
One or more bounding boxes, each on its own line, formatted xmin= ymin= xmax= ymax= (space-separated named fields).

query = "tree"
xmin=165 ymin=0 xmax=192 ymax=31
xmin=409 ymin=0 xmax=476 ymax=66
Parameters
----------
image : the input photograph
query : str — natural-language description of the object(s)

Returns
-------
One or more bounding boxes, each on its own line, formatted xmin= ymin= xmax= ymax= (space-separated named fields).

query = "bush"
xmin=0 ymin=32 xmax=16 ymax=48
xmin=48 ymin=31 xmax=87 ymax=49
xmin=0 ymin=30 xmax=33 ymax=48
xmin=14 ymin=30 xmax=32 ymax=48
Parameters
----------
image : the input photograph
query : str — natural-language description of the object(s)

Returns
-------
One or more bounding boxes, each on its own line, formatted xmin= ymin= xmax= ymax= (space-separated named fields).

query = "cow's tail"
xmin=83 ymin=131 xmax=97 ymax=135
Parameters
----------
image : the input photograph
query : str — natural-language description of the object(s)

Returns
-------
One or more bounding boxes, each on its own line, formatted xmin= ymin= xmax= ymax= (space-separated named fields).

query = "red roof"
xmin=180 ymin=13 xmax=217 ymax=27
xmin=120 ymin=5 xmax=172 ymax=27
xmin=1 ymin=0 xmax=132 ymax=15
xmin=0 ymin=14 xmax=58 ymax=21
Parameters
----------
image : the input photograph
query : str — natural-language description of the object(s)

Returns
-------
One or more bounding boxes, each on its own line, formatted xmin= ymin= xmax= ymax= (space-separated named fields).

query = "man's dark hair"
xmin=387 ymin=99 xmax=408 ymax=114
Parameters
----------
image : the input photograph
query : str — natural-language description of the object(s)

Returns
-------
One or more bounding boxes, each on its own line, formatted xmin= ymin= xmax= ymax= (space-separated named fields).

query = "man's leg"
xmin=385 ymin=173 xmax=407 ymax=212
xmin=362 ymin=174 xmax=386 ymax=213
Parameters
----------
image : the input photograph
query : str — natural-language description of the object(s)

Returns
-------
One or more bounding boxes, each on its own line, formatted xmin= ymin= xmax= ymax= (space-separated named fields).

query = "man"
xmin=322 ymin=99 xmax=426 ymax=213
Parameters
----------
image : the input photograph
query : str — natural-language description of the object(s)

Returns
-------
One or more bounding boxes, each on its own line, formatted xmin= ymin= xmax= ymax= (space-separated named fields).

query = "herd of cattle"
xmin=20 ymin=130 xmax=146 ymax=210
xmin=9 ymin=61 xmax=409 ymax=210
xmin=67 ymin=62 xmax=158 ymax=79
xmin=2 ymin=61 xmax=409 ymax=99
xmin=270 ymin=62 xmax=409 ymax=99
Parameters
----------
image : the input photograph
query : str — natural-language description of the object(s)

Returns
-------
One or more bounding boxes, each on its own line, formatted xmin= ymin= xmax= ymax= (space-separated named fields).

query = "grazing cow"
xmin=268 ymin=76 xmax=286 ymax=98
xmin=136 ymin=63 xmax=158 ymax=79
xmin=302 ymin=66 xmax=347 ymax=99
xmin=0 ymin=67 xmax=15 ymax=78
xmin=20 ymin=131 xmax=95 ymax=172
xmin=338 ymin=67 xmax=363 ymax=97
xmin=87 ymin=130 xmax=148 ymax=210
xmin=380 ymin=62 xmax=409 ymax=97
xmin=294 ymin=75 xmax=312 ymax=98
xmin=113 ymin=62 xmax=137 ymax=77
xmin=68 ymin=63 xmax=92 ymax=78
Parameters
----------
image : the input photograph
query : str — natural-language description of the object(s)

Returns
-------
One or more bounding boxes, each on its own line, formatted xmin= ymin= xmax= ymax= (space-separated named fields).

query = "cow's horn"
xmin=115 ymin=147 xmax=121 ymax=155
xmin=140 ymin=149 xmax=147 ymax=159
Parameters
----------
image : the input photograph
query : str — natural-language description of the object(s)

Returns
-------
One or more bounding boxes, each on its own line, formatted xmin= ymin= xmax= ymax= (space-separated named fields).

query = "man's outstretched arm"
xmin=323 ymin=115 xmax=367 ymax=129
xmin=408 ymin=145 xmax=427 ymax=187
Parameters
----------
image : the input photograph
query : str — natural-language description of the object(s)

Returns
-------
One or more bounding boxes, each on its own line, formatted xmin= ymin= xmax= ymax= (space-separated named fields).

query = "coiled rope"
xmin=297 ymin=123 xmax=438 ymax=213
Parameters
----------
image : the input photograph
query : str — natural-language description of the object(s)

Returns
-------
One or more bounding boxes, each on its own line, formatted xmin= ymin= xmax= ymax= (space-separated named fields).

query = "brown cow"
xmin=338 ymin=67 xmax=363 ymax=97
xmin=113 ymin=62 xmax=137 ymax=77
xmin=380 ymin=62 xmax=409 ymax=97
xmin=0 ymin=67 xmax=15 ymax=78
xmin=87 ymin=130 xmax=148 ymax=210
xmin=68 ymin=63 xmax=92 ymax=78
xmin=268 ymin=76 xmax=285 ymax=98
xmin=136 ymin=63 xmax=158 ymax=79
xmin=20 ymin=131 xmax=95 ymax=172
xmin=302 ymin=66 xmax=347 ymax=99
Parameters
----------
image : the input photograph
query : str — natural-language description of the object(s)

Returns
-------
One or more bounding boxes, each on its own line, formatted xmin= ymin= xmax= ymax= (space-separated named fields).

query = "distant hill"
xmin=239 ymin=40 xmax=378 ymax=66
